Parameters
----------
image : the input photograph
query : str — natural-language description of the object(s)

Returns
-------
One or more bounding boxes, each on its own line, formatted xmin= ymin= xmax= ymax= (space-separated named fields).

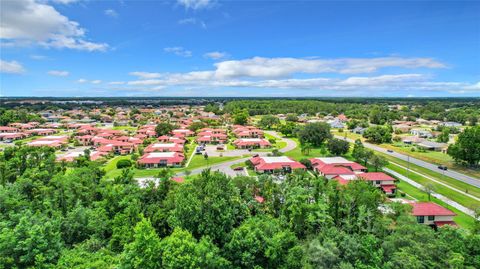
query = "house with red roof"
xmin=357 ymin=172 xmax=397 ymax=196
xmin=172 ymin=129 xmax=194 ymax=137
xmin=0 ymin=132 xmax=28 ymax=141
xmin=137 ymin=152 xmax=185 ymax=168
xmin=233 ymin=138 xmax=271 ymax=149
xmin=27 ymin=139 xmax=66 ymax=148
xmin=410 ymin=202 xmax=457 ymax=228
xmin=0 ymin=126 xmax=19 ymax=133
xmin=26 ymin=128 xmax=57 ymax=136
xmin=196 ymin=129 xmax=228 ymax=144
xmin=144 ymin=143 xmax=184 ymax=153
xmin=250 ymin=156 xmax=306 ymax=173
xmin=57 ymin=151 xmax=108 ymax=162
xmin=310 ymin=157 xmax=367 ymax=178
xmin=232 ymin=126 xmax=264 ymax=138
xmin=96 ymin=140 xmax=135 ymax=155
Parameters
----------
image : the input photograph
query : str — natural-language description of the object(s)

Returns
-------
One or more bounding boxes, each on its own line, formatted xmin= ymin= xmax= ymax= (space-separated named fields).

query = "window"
xmin=376 ymin=180 xmax=381 ymax=185
xmin=428 ymin=215 xmax=435 ymax=221
xmin=417 ymin=216 xmax=425 ymax=223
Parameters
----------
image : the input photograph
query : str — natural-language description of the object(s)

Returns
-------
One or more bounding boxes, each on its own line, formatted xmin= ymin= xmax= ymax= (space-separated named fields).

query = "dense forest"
xmin=224 ymin=100 xmax=480 ymax=124
xmin=0 ymin=146 xmax=479 ymax=268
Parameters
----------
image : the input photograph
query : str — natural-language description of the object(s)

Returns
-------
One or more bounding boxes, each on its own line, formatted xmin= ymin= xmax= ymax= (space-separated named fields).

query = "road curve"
xmin=335 ymin=135 xmax=480 ymax=188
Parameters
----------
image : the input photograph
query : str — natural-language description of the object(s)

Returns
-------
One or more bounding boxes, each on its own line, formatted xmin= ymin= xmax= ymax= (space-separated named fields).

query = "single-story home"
xmin=233 ymin=138 xmax=271 ymax=149
xmin=137 ymin=152 xmax=185 ymax=168
xmin=250 ymin=156 xmax=306 ymax=173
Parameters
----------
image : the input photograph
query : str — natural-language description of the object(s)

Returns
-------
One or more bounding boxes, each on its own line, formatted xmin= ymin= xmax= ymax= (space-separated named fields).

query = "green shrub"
xmin=116 ymin=159 xmax=132 ymax=169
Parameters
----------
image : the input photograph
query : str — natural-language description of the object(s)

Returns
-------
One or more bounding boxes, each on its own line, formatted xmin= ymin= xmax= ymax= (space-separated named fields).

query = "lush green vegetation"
xmin=1 ymin=145 xmax=479 ymax=268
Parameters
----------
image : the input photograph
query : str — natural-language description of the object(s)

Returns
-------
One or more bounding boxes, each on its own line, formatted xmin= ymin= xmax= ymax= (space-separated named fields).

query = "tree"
xmin=188 ymin=122 xmax=205 ymax=132
xmin=437 ymin=128 xmax=450 ymax=143
xmin=159 ymin=228 xmax=229 ymax=268
xmin=286 ymin=114 xmax=298 ymax=122
xmin=259 ymin=115 xmax=280 ymax=129
xmin=352 ymin=139 xmax=365 ymax=162
xmin=168 ymin=170 xmax=249 ymax=244
xmin=300 ymin=142 xmax=313 ymax=156
xmin=225 ymin=216 xmax=303 ymax=268
xmin=121 ymin=217 xmax=162 ymax=269
xmin=297 ymin=122 xmax=332 ymax=147
xmin=117 ymin=159 xmax=132 ymax=169
xmin=363 ymin=126 xmax=392 ymax=144
xmin=327 ymin=138 xmax=350 ymax=156
xmin=447 ymin=126 xmax=480 ymax=167
xmin=155 ymin=122 xmax=175 ymax=137
xmin=233 ymin=109 xmax=249 ymax=125
xmin=423 ymin=183 xmax=436 ymax=201
xmin=278 ymin=122 xmax=297 ymax=137
xmin=370 ymin=154 xmax=388 ymax=171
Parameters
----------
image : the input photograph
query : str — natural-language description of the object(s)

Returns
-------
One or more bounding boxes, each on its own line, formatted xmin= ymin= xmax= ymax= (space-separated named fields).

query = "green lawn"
xmin=378 ymin=152 xmax=480 ymax=200
xmin=283 ymin=138 xmax=328 ymax=161
xmin=386 ymin=163 xmax=480 ymax=210
xmin=395 ymin=179 xmax=476 ymax=230
xmin=111 ymin=126 xmax=138 ymax=131
xmin=188 ymin=155 xmax=241 ymax=170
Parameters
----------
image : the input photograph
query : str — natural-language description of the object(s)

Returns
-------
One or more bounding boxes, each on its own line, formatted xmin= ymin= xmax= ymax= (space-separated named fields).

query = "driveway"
xmin=264 ymin=130 xmax=297 ymax=152
xmin=335 ymin=135 xmax=480 ymax=188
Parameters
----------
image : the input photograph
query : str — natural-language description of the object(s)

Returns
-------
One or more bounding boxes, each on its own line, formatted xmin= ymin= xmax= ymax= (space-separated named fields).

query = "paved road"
xmin=335 ymin=135 xmax=480 ymax=188
xmin=176 ymin=131 xmax=297 ymax=177
xmin=385 ymin=168 xmax=477 ymax=218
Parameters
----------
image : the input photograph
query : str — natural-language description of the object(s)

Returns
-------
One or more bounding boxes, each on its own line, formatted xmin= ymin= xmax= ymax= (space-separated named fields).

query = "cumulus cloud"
xmin=108 ymin=81 xmax=125 ymax=85
xmin=104 ymin=9 xmax=118 ymax=18
xmin=0 ymin=0 xmax=108 ymax=51
xmin=213 ymin=57 xmax=446 ymax=78
xmin=164 ymin=47 xmax=192 ymax=57
xmin=0 ymin=60 xmax=25 ymax=74
xmin=48 ymin=70 xmax=69 ymax=76
xmin=76 ymin=78 xmax=102 ymax=84
xmin=204 ymin=51 xmax=228 ymax=60
xmin=76 ymin=78 xmax=87 ymax=83
xmin=177 ymin=0 xmax=214 ymax=10
xmin=91 ymin=80 xmax=102 ymax=84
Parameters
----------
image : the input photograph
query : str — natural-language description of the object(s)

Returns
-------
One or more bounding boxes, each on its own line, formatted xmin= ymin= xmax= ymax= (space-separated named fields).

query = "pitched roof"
xmin=411 ymin=202 xmax=456 ymax=216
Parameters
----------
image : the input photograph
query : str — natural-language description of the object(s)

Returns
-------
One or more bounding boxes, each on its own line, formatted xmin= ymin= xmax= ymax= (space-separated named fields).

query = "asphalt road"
xmin=335 ymin=135 xmax=480 ymax=188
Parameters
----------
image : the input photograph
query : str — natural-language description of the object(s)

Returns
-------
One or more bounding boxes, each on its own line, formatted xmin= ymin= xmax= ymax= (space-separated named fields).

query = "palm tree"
xmin=301 ymin=142 xmax=312 ymax=156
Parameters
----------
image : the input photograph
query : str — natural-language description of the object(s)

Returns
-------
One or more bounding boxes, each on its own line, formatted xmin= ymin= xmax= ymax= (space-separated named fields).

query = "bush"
xmin=338 ymin=128 xmax=343 ymax=133
xmin=116 ymin=159 xmax=132 ymax=169
xmin=300 ymin=158 xmax=312 ymax=169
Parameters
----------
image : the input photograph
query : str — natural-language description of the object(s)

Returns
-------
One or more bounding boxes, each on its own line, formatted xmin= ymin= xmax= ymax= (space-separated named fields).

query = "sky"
xmin=0 ymin=0 xmax=479 ymax=97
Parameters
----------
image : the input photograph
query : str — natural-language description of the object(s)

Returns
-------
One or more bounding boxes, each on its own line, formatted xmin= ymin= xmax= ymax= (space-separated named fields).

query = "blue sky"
xmin=1 ymin=0 xmax=479 ymax=97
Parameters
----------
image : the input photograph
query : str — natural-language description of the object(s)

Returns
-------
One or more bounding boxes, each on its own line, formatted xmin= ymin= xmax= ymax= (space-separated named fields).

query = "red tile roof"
xmin=411 ymin=202 xmax=456 ymax=216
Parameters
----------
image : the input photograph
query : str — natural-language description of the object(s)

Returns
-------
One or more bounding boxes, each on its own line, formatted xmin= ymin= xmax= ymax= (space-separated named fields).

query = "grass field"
xmin=283 ymin=138 xmax=328 ymax=160
xmin=386 ymin=162 xmax=480 ymax=210
xmin=378 ymin=152 xmax=480 ymax=200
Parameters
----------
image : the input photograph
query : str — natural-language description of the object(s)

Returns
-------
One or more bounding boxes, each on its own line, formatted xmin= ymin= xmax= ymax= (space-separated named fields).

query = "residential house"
xmin=250 ymin=156 xmax=306 ymax=173
xmin=137 ymin=152 xmax=185 ymax=168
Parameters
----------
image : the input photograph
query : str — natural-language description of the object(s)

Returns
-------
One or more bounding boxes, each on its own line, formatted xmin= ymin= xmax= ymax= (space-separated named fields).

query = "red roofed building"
xmin=26 ymin=128 xmax=57 ymax=136
xmin=172 ymin=129 xmax=194 ymax=137
xmin=232 ymin=126 xmax=264 ymax=138
xmin=196 ymin=133 xmax=228 ymax=144
xmin=57 ymin=151 xmax=108 ymax=162
xmin=138 ymin=152 xmax=185 ymax=168
xmin=310 ymin=157 xmax=367 ymax=178
xmin=96 ymin=140 xmax=135 ymax=155
xmin=357 ymin=172 xmax=397 ymax=196
xmin=410 ymin=202 xmax=457 ymax=228
xmin=144 ymin=143 xmax=184 ymax=153
xmin=0 ymin=126 xmax=19 ymax=133
xmin=250 ymin=156 xmax=306 ymax=173
xmin=0 ymin=132 xmax=29 ymax=141
xmin=233 ymin=138 xmax=271 ymax=149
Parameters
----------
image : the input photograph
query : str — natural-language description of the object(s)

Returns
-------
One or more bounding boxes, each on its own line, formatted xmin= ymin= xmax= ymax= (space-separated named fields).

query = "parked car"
xmin=233 ymin=167 xmax=244 ymax=171
xmin=438 ymin=165 xmax=448 ymax=171
xmin=387 ymin=149 xmax=393 ymax=153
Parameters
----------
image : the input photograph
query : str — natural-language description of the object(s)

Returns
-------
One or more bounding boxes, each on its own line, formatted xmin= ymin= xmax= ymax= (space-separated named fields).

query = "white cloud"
xmin=108 ymin=81 xmax=125 ymax=85
xmin=30 ymin=55 xmax=47 ymax=60
xmin=204 ymin=51 xmax=228 ymax=60
xmin=104 ymin=9 xmax=118 ymax=18
xmin=178 ymin=17 xmax=207 ymax=29
xmin=50 ymin=0 xmax=80 ymax=4
xmin=177 ymin=0 xmax=214 ymax=10
xmin=0 ymin=59 xmax=25 ymax=74
xmin=76 ymin=78 xmax=87 ymax=83
xmin=91 ymin=80 xmax=102 ymax=84
xmin=164 ymin=47 xmax=192 ymax=57
xmin=48 ymin=70 xmax=69 ymax=76
xmin=129 ymin=71 xmax=163 ymax=79
xmin=213 ymin=57 xmax=446 ymax=79
xmin=0 ymin=0 xmax=108 ymax=51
